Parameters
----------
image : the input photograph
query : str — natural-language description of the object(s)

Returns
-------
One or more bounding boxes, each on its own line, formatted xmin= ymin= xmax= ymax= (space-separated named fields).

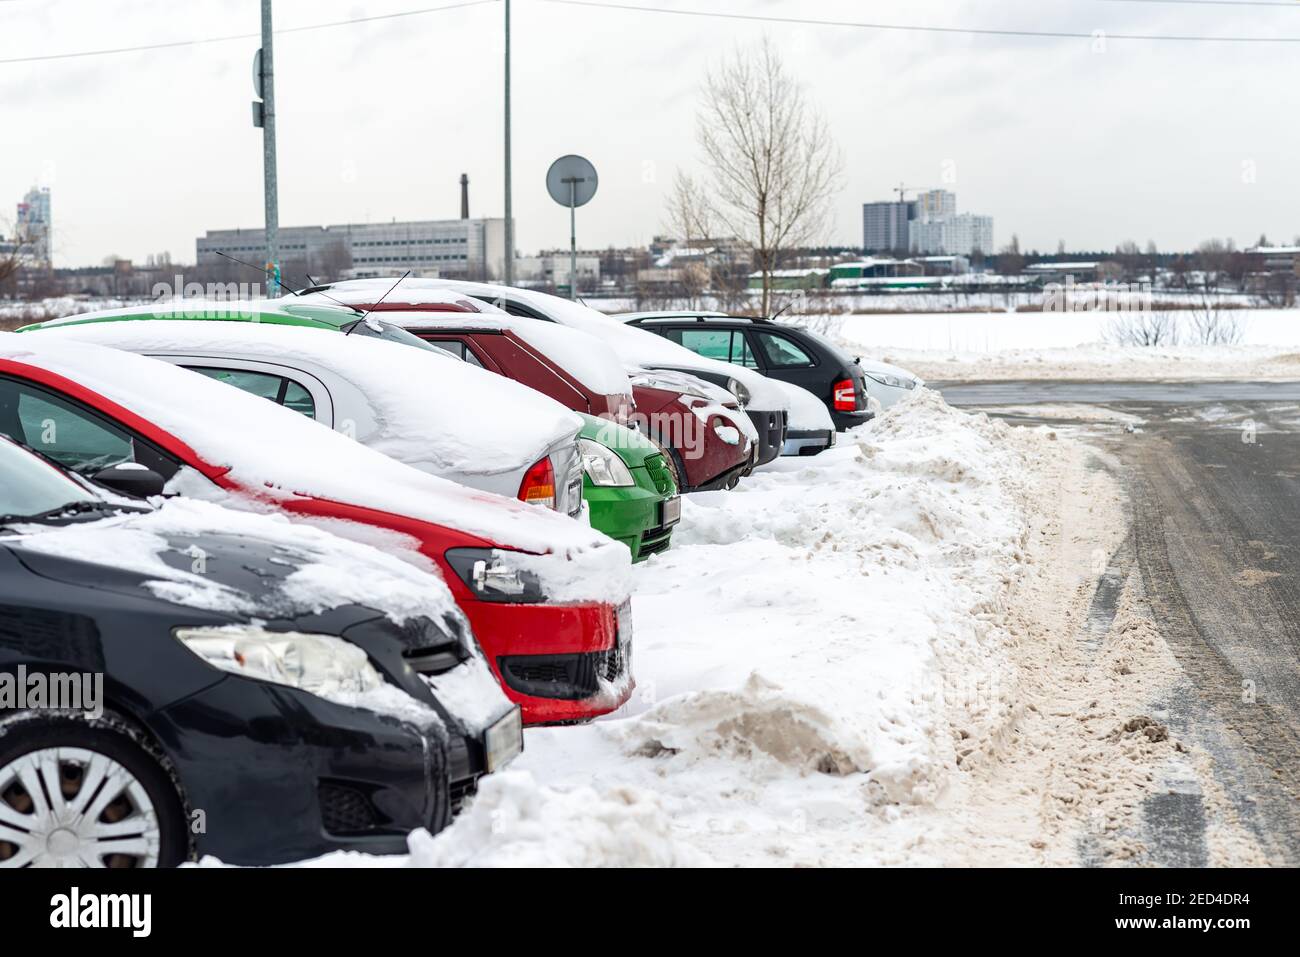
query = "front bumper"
xmin=585 ymin=467 xmax=679 ymax=563
xmin=746 ymin=408 xmax=788 ymax=467
xmin=459 ymin=598 xmax=634 ymax=725
xmin=149 ymin=677 xmax=451 ymax=866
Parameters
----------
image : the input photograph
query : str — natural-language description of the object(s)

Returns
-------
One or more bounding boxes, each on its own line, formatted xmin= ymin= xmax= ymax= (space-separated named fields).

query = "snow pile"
xmin=284 ymin=771 xmax=706 ymax=868
xmin=476 ymin=388 xmax=1055 ymax=866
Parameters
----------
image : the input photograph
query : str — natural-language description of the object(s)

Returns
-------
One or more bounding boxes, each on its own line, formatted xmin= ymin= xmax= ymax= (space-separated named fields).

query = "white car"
xmin=285 ymin=279 xmax=794 ymax=471
xmin=27 ymin=303 xmax=590 ymax=518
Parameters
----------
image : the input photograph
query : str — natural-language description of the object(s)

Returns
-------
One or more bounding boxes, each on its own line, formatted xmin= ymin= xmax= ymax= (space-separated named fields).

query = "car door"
xmin=0 ymin=375 xmax=182 ymax=481
xmin=746 ymin=328 xmax=826 ymax=399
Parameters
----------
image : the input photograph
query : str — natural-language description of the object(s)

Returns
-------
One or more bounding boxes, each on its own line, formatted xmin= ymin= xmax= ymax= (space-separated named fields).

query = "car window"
xmin=0 ymin=377 xmax=178 ymax=479
xmin=188 ymin=366 xmax=317 ymax=420
xmin=755 ymin=331 xmax=815 ymax=368
xmin=424 ymin=339 xmax=485 ymax=368
xmin=672 ymin=329 xmax=732 ymax=362
xmin=282 ymin=380 xmax=316 ymax=417
xmin=731 ymin=334 xmax=760 ymax=368
xmin=668 ymin=328 xmax=760 ymax=369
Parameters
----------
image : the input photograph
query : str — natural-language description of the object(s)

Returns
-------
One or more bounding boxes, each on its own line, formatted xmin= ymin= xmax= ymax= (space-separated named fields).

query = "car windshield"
xmin=344 ymin=318 xmax=446 ymax=354
xmin=0 ymin=437 xmax=101 ymax=523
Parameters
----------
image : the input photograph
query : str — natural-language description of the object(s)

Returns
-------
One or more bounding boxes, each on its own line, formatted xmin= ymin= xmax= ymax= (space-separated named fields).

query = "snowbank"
xmin=825 ymin=307 xmax=1300 ymax=381
xmin=315 ymin=387 xmax=1058 ymax=866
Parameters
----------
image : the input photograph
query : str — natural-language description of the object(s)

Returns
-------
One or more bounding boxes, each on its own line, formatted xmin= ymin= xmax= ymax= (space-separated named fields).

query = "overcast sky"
xmin=2 ymin=0 xmax=1298 ymax=267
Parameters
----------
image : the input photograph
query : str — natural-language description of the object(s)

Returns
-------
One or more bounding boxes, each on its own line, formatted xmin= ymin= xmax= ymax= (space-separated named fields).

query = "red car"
xmin=0 ymin=333 xmax=633 ymax=725
xmin=290 ymin=291 xmax=756 ymax=492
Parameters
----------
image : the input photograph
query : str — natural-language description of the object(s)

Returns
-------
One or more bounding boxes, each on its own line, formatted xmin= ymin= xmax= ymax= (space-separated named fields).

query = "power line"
xmin=0 ymin=0 xmax=499 ymax=66
xmin=542 ymin=0 xmax=1300 ymax=42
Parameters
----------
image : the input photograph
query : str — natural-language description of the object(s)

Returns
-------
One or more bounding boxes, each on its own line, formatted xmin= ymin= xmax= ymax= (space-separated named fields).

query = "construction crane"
xmin=894 ymin=183 xmax=937 ymax=203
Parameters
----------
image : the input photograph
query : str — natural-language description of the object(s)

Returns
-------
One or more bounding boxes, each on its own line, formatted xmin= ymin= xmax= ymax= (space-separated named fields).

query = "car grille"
xmin=644 ymin=453 xmax=675 ymax=494
xmin=639 ymin=522 xmax=674 ymax=557
xmin=498 ymin=647 xmax=625 ymax=700
xmin=318 ymin=782 xmax=382 ymax=835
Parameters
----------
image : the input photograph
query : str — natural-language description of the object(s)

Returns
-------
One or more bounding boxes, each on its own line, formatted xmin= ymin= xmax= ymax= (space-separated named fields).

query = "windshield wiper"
xmin=0 ymin=500 xmax=124 ymax=527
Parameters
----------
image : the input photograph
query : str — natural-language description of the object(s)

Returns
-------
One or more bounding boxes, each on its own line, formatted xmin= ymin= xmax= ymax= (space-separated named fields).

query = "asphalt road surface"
xmin=938 ymin=380 xmax=1300 ymax=866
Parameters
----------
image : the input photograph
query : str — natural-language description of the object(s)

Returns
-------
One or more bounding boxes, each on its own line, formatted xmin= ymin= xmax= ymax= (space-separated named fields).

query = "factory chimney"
xmin=460 ymin=174 xmax=470 ymax=220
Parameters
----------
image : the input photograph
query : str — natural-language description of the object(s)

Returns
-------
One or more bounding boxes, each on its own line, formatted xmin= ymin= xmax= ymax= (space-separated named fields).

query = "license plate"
xmin=661 ymin=496 xmax=682 ymax=527
xmin=484 ymin=707 xmax=523 ymax=773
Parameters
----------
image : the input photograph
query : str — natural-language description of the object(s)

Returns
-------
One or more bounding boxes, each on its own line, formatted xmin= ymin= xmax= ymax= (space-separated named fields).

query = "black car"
xmin=621 ymin=312 xmax=881 ymax=432
xmin=0 ymin=437 xmax=520 ymax=867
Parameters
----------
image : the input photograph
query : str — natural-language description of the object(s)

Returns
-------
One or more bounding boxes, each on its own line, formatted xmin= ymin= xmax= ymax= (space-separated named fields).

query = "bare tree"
xmin=1106 ymin=312 xmax=1180 ymax=347
xmin=664 ymin=171 xmax=718 ymax=308
xmin=0 ymin=220 xmax=29 ymax=295
xmin=1186 ymin=239 xmax=1244 ymax=344
xmin=690 ymin=37 xmax=841 ymax=317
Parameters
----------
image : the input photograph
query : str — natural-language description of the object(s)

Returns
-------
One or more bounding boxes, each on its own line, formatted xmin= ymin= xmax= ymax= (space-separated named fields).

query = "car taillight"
xmin=833 ymin=378 xmax=856 ymax=412
xmin=518 ymin=457 xmax=556 ymax=509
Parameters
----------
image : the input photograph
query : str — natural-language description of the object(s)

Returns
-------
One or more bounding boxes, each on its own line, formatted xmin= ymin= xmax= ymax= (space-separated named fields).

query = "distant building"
xmin=863 ymin=189 xmax=994 ymax=257
xmin=15 ymin=186 xmax=52 ymax=267
xmin=197 ymin=216 xmax=511 ymax=282
xmin=862 ymin=202 xmax=914 ymax=253
xmin=913 ymin=189 xmax=957 ymax=222
xmin=515 ymin=252 xmax=601 ymax=292
xmin=911 ymin=213 xmax=994 ymax=258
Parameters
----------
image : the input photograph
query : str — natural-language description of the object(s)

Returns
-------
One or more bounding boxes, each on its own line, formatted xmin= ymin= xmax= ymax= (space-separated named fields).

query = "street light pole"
xmin=503 ymin=0 xmax=513 ymax=286
xmin=260 ymin=0 xmax=280 ymax=295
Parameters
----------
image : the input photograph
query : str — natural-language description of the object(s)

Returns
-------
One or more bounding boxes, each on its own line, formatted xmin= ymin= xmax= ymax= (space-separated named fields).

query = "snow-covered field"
xmin=829 ymin=308 xmax=1300 ymax=382
xmin=244 ymin=386 xmax=1211 ymax=868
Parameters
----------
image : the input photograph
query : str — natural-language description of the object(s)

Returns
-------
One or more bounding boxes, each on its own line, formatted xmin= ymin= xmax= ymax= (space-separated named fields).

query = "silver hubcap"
xmin=0 ymin=747 xmax=162 ymax=868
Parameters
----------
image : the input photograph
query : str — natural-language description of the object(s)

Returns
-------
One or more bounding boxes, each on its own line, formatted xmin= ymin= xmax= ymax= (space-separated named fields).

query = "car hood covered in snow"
xmin=0 ymin=333 xmax=624 ymax=569
xmin=293 ymin=279 xmax=790 ymax=414
xmin=33 ymin=318 xmax=584 ymax=479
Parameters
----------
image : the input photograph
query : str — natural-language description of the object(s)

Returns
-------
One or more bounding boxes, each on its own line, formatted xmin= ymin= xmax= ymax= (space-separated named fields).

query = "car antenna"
xmin=212 ymin=252 xmax=363 ymax=315
xmin=769 ymin=301 xmax=795 ymax=322
xmin=345 ymin=271 xmax=410 ymax=336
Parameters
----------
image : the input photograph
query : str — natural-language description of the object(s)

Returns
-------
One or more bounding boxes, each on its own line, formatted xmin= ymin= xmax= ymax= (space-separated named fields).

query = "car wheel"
xmin=647 ymin=435 xmax=688 ymax=493
xmin=0 ymin=711 xmax=189 ymax=868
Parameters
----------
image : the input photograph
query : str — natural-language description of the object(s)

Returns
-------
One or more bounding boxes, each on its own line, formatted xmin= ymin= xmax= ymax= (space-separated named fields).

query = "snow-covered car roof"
xmin=297 ymin=279 xmax=790 ymax=413
xmin=31 ymin=318 xmax=584 ymax=480
xmin=0 ymin=332 xmax=617 ymax=559
xmin=283 ymin=286 xmax=634 ymax=401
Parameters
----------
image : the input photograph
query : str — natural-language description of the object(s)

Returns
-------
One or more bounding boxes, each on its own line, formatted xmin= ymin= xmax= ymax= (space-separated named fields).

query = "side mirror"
xmin=91 ymin=463 xmax=166 ymax=499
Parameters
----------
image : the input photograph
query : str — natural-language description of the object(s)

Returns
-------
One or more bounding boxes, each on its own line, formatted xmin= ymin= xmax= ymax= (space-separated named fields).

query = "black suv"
xmin=621 ymin=313 xmax=875 ymax=432
xmin=0 ymin=436 xmax=520 ymax=867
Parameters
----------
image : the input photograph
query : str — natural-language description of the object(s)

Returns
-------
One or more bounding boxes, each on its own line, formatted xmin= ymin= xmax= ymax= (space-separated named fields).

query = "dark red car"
xmin=291 ymin=291 xmax=757 ymax=492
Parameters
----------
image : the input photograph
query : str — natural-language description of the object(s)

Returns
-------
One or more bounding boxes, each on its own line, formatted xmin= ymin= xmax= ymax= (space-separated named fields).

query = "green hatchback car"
xmin=577 ymin=413 xmax=680 ymax=562
xmin=21 ymin=302 xmax=680 ymax=561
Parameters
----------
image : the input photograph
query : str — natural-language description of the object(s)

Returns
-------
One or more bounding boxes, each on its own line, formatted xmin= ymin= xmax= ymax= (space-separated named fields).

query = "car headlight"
xmin=444 ymin=548 xmax=547 ymax=603
xmin=726 ymin=377 xmax=751 ymax=406
xmin=175 ymin=626 xmax=384 ymax=696
xmin=865 ymin=372 xmax=916 ymax=390
xmin=578 ymin=437 xmax=634 ymax=487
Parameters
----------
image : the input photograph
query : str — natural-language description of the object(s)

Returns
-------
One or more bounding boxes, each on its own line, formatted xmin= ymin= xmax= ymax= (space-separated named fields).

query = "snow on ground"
xmin=827 ymin=308 xmax=1300 ymax=382
xmin=306 ymin=387 xmax=1105 ymax=867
